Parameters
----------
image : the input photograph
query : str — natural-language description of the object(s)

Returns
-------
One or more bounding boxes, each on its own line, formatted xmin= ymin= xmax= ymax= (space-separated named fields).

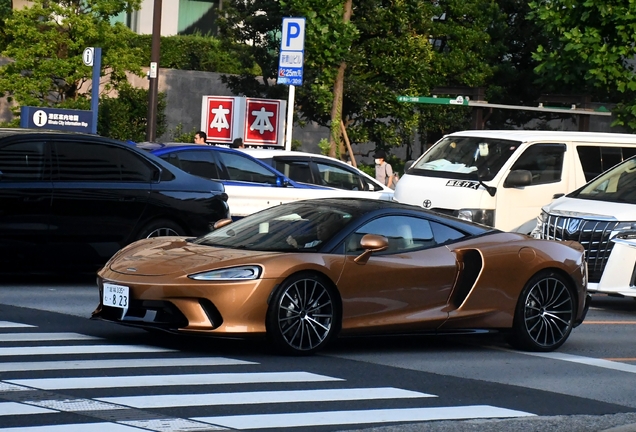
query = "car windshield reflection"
xmin=193 ymin=203 xmax=358 ymax=251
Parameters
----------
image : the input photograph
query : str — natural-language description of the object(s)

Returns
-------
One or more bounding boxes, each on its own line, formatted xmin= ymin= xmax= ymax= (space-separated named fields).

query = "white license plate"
xmin=103 ymin=283 xmax=130 ymax=310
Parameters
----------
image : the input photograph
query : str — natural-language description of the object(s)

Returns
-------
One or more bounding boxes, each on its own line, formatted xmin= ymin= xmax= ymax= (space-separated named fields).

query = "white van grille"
xmin=540 ymin=214 xmax=618 ymax=283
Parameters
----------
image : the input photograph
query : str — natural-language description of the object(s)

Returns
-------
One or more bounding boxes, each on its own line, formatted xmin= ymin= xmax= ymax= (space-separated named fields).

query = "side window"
xmin=316 ymin=161 xmax=363 ymax=190
xmin=345 ymin=216 xmax=437 ymax=254
xmin=430 ymin=221 xmax=466 ymax=244
xmin=0 ymin=141 xmax=46 ymax=181
xmin=169 ymin=150 xmax=221 ymax=180
xmin=511 ymin=144 xmax=565 ymax=185
xmin=577 ymin=146 xmax=602 ymax=182
xmin=600 ymin=147 xmax=623 ymax=173
xmin=53 ymin=141 xmax=153 ymax=182
xmin=216 ymin=152 xmax=278 ymax=184
xmin=274 ymin=159 xmax=314 ymax=184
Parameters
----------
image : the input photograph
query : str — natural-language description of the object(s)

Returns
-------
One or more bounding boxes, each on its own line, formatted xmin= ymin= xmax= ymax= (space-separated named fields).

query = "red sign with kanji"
xmin=244 ymin=99 xmax=281 ymax=145
xmin=204 ymin=97 xmax=235 ymax=143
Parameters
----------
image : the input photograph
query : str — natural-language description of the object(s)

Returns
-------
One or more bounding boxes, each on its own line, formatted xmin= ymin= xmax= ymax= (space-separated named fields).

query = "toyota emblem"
xmin=423 ymin=199 xmax=432 ymax=208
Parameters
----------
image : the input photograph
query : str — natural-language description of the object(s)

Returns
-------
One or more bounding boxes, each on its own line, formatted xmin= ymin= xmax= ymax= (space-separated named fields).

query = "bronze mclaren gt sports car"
xmin=93 ymin=198 xmax=590 ymax=355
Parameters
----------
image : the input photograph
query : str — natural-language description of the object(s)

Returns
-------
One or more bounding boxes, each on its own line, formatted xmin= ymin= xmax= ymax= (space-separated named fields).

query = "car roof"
xmin=241 ymin=149 xmax=344 ymax=160
xmin=447 ymin=130 xmax=636 ymax=144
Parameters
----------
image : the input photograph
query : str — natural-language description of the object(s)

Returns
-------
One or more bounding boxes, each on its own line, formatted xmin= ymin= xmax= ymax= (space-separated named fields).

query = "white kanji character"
xmin=250 ymin=107 xmax=274 ymax=134
xmin=210 ymin=104 xmax=230 ymax=132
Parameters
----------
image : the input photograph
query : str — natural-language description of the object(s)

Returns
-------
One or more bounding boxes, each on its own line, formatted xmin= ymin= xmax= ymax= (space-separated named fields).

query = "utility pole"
xmin=146 ymin=0 xmax=162 ymax=142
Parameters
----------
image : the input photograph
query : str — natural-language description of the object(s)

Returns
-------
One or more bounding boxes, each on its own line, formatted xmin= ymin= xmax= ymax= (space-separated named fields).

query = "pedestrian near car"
xmin=194 ymin=131 xmax=207 ymax=145
xmin=231 ymin=138 xmax=245 ymax=149
xmin=374 ymin=149 xmax=395 ymax=189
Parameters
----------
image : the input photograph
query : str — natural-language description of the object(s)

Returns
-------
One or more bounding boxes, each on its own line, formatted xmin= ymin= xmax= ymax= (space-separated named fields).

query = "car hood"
xmin=108 ymin=237 xmax=277 ymax=276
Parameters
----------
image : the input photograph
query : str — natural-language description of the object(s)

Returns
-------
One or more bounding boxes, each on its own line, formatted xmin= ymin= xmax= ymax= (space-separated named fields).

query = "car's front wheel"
xmin=510 ymin=271 xmax=575 ymax=352
xmin=266 ymin=273 xmax=340 ymax=355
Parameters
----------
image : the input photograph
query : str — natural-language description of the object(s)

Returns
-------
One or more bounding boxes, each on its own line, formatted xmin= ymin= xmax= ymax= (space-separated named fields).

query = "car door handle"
xmin=119 ymin=196 xmax=136 ymax=202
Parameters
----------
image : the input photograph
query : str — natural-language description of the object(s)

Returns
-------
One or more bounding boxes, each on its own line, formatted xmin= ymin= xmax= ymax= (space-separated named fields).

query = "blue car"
xmin=137 ymin=142 xmax=387 ymax=218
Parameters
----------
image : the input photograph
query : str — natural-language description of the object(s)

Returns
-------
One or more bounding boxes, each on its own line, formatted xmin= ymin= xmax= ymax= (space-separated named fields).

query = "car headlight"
xmin=455 ymin=209 xmax=495 ymax=227
xmin=613 ymin=222 xmax=636 ymax=239
xmin=531 ymin=210 xmax=546 ymax=239
xmin=188 ymin=265 xmax=262 ymax=281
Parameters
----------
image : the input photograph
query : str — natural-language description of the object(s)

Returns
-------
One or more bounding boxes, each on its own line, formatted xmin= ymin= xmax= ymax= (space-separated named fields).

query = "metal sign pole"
xmin=90 ymin=48 xmax=101 ymax=134
xmin=285 ymin=85 xmax=295 ymax=151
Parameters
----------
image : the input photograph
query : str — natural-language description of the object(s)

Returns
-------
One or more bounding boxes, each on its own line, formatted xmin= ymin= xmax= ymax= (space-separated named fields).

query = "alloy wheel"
xmin=523 ymin=276 xmax=573 ymax=348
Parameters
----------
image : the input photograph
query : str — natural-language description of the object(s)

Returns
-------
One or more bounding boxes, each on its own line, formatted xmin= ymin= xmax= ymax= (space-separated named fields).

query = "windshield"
xmin=410 ymin=136 xmax=521 ymax=181
xmin=192 ymin=202 xmax=358 ymax=251
xmin=569 ymin=157 xmax=636 ymax=203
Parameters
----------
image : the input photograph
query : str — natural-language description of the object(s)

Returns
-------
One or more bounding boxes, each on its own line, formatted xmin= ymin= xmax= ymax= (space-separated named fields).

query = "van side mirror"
xmin=504 ymin=169 xmax=533 ymax=188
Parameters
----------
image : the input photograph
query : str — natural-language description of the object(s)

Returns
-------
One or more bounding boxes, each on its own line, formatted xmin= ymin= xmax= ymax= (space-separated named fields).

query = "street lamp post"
xmin=146 ymin=0 xmax=162 ymax=142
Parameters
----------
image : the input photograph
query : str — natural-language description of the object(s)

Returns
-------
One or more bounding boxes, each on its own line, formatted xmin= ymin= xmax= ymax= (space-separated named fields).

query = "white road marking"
xmin=0 ymin=357 xmax=256 ymax=372
xmin=0 ymin=333 xmax=100 ymax=342
xmin=8 ymin=372 xmax=342 ymax=390
xmin=0 ymin=402 xmax=55 ymax=416
xmin=120 ymin=419 xmax=225 ymax=431
xmin=0 ymin=345 xmax=174 ymax=357
xmin=0 ymin=424 xmax=144 ymax=431
xmin=99 ymin=387 xmax=435 ymax=408
xmin=521 ymin=351 xmax=636 ymax=374
xmin=193 ymin=405 xmax=535 ymax=429
xmin=0 ymin=321 xmax=35 ymax=328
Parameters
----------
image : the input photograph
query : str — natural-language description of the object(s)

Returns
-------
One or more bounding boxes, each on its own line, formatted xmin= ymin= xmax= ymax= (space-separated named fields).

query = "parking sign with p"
xmin=278 ymin=17 xmax=306 ymax=86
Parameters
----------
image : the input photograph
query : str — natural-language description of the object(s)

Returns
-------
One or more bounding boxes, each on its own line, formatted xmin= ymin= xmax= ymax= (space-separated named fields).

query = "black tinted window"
xmin=164 ymin=150 xmax=221 ymax=180
xmin=0 ymin=141 xmax=46 ymax=181
xmin=511 ymin=144 xmax=565 ymax=185
xmin=216 ymin=152 xmax=278 ymax=184
xmin=316 ymin=161 xmax=363 ymax=190
xmin=576 ymin=145 xmax=636 ymax=182
xmin=53 ymin=140 xmax=154 ymax=182
xmin=274 ymin=159 xmax=314 ymax=184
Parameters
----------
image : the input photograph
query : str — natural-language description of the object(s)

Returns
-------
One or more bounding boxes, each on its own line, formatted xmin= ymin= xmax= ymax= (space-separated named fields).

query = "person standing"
xmin=231 ymin=138 xmax=245 ymax=149
xmin=194 ymin=131 xmax=207 ymax=145
xmin=374 ymin=149 xmax=394 ymax=189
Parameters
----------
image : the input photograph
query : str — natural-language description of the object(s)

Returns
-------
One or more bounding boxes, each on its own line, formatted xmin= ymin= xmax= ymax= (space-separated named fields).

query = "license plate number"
xmin=103 ymin=283 xmax=130 ymax=310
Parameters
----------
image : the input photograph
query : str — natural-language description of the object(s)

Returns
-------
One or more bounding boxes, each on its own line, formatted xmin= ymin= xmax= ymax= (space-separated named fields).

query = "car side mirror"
xmin=276 ymin=175 xmax=291 ymax=187
xmin=404 ymin=160 xmax=416 ymax=172
xmin=504 ymin=169 xmax=532 ymax=188
xmin=213 ymin=218 xmax=233 ymax=230
xmin=354 ymin=234 xmax=389 ymax=264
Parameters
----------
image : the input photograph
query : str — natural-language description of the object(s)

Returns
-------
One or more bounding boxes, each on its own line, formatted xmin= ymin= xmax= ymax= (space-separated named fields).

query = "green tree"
xmin=98 ymin=84 xmax=166 ymax=142
xmin=529 ymin=0 xmax=635 ymax=129
xmin=219 ymin=1 xmax=499 ymax=160
xmin=0 ymin=0 xmax=144 ymax=112
xmin=0 ymin=0 xmax=11 ymax=52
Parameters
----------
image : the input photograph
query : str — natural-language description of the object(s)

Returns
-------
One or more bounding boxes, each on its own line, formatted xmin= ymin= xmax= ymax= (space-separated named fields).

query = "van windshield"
xmin=409 ymin=136 xmax=521 ymax=181
xmin=569 ymin=157 xmax=636 ymax=204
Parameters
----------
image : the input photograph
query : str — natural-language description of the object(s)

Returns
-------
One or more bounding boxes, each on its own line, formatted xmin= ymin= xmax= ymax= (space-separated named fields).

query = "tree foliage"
xmin=529 ymin=0 xmax=636 ymax=129
xmin=0 ymin=0 xmax=144 ymax=111
xmin=218 ymin=1 xmax=500 ymax=158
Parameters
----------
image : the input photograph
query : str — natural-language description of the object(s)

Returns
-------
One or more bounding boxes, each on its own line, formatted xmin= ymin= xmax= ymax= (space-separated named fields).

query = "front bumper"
xmin=574 ymin=293 xmax=592 ymax=327
xmin=588 ymin=238 xmax=636 ymax=298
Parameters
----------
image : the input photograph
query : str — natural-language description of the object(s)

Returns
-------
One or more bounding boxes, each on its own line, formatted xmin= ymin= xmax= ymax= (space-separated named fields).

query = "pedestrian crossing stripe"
xmin=0 ymin=321 xmax=35 ymax=328
xmin=0 ymin=402 xmax=55 ymax=416
xmin=8 ymin=371 xmax=343 ymax=390
xmin=97 ymin=387 xmax=435 ymax=408
xmin=0 ymin=344 xmax=174 ymax=357
xmin=192 ymin=405 xmax=536 ymax=430
xmin=0 ymin=333 xmax=100 ymax=342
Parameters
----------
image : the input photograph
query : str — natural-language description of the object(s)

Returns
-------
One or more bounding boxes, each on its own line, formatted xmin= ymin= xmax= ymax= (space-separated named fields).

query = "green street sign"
xmin=397 ymin=95 xmax=469 ymax=105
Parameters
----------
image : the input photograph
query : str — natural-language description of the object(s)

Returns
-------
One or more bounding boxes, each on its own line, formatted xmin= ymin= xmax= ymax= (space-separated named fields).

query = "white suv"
xmin=533 ymin=155 xmax=636 ymax=298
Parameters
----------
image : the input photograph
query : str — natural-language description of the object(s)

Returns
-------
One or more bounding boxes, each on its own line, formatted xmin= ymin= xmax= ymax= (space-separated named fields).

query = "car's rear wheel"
xmin=510 ymin=271 xmax=575 ymax=352
xmin=137 ymin=219 xmax=185 ymax=239
xmin=266 ymin=273 xmax=340 ymax=355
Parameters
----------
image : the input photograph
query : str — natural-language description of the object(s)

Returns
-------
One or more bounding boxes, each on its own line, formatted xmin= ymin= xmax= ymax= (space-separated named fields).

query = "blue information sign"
xmin=277 ymin=17 xmax=306 ymax=86
xmin=20 ymin=106 xmax=94 ymax=133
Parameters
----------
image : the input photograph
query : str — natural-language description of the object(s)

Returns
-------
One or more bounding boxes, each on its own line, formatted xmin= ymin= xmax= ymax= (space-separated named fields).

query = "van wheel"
xmin=136 ymin=219 xmax=185 ymax=240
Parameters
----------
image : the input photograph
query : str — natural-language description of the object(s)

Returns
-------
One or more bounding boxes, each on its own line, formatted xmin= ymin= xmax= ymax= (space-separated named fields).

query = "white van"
xmin=394 ymin=130 xmax=636 ymax=233
xmin=533 ymin=155 xmax=636 ymax=298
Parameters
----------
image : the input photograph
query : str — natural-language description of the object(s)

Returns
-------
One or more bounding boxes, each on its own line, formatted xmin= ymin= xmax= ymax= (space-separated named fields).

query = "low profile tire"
xmin=266 ymin=273 xmax=340 ymax=355
xmin=136 ymin=219 xmax=185 ymax=239
xmin=510 ymin=271 xmax=575 ymax=352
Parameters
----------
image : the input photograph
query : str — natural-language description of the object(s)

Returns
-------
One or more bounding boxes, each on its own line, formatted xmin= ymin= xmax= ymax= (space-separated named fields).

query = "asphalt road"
xmin=0 ymin=276 xmax=635 ymax=432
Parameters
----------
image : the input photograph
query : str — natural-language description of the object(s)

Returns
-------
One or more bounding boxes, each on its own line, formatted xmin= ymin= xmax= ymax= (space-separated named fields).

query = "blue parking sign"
xmin=278 ymin=17 xmax=305 ymax=86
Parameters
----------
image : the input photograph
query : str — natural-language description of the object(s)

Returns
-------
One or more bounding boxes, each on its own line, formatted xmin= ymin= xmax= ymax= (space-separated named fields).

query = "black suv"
xmin=0 ymin=129 xmax=230 ymax=272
